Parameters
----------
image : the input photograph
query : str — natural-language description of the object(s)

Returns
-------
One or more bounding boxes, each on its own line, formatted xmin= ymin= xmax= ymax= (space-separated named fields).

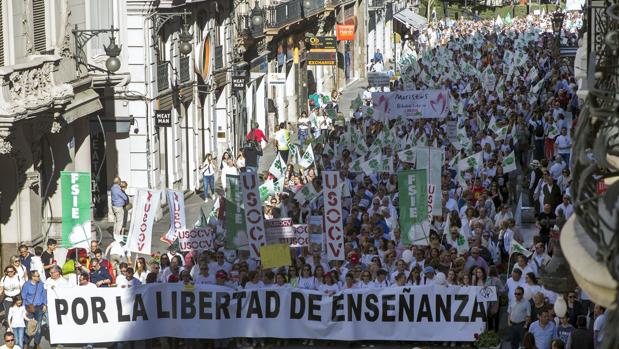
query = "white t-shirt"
xmin=554 ymin=134 xmax=571 ymax=154
xmin=45 ymin=276 xmax=68 ymax=290
xmin=0 ymin=275 xmax=24 ymax=298
xmin=8 ymin=305 xmax=27 ymax=328
xmin=594 ymin=312 xmax=606 ymax=344
xmin=243 ymin=281 xmax=264 ymax=290
xmin=297 ymin=277 xmax=316 ymax=290
xmin=194 ymin=274 xmax=215 ymax=285
xmin=318 ymin=283 xmax=339 ymax=295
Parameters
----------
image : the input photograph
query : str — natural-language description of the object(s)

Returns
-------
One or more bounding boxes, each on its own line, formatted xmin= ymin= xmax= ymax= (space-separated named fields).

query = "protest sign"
xmin=367 ymin=72 xmax=391 ymax=87
xmin=322 ymin=171 xmax=344 ymax=260
xmin=241 ymin=173 xmax=266 ymax=258
xmin=415 ymin=147 xmax=443 ymax=216
xmin=127 ymin=189 xmax=161 ymax=255
xmin=372 ymin=90 xmax=450 ymax=120
xmin=260 ymin=243 xmax=292 ymax=269
xmin=161 ymin=189 xmax=186 ymax=245
xmin=177 ymin=227 xmax=216 ymax=252
xmin=264 ymin=219 xmax=310 ymax=247
xmin=61 ymin=171 xmax=91 ymax=248
xmin=224 ymin=175 xmax=247 ymax=250
xmin=48 ymin=284 xmax=493 ymax=343
xmin=398 ymin=170 xmax=430 ymax=246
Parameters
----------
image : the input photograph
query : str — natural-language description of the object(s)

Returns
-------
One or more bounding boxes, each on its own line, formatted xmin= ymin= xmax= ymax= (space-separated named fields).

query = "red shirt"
xmin=247 ymin=129 xmax=267 ymax=143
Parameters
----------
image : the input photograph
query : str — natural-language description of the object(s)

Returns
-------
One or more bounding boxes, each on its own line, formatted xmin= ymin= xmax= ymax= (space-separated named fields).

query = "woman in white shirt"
xmin=134 ymin=257 xmax=148 ymax=284
xmin=317 ymin=273 xmax=339 ymax=296
xmin=274 ymin=272 xmax=290 ymax=288
xmin=342 ymin=272 xmax=358 ymax=290
xmin=221 ymin=158 xmax=238 ymax=192
xmin=296 ymin=265 xmax=316 ymax=290
xmin=9 ymin=256 xmax=28 ymax=281
xmin=0 ymin=266 xmax=24 ymax=316
xmin=8 ymin=297 xmax=28 ymax=348
xmin=523 ymin=272 xmax=543 ymax=301
xmin=243 ymin=271 xmax=264 ymax=290
xmin=357 ymin=271 xmax=375 ymax=289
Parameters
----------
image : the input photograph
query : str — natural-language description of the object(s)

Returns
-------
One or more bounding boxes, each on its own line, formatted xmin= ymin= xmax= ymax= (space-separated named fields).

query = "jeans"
xmin=510 ymin=322 xmax=526 ymax=349
xmin=298 ymin=129 xmax=308 ymax=147
xmin=559 ymin=152 xmax=570 ymax=168
xmin=13 ymin=327 xmax=24 ymax=348
xmin=25 ymin=305 xmax=44 ymax=345
xmin=203 ymin=175 xmax=215 ymax=197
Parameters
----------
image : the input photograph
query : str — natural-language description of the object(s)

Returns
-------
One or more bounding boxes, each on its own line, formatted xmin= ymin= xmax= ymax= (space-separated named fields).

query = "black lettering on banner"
xmin=91 ymin=297 xmax=109 ymax=323
xmin=347 ymin=293 xmax=362 ymax=321
xmin=132 ymin=294 xmax=148 ymax=321
xmin=417 ymin=294 xmax=433 ymax=322
xmin=265 ymin=291 xmax=280 ymax=318
xmin=247 ymin=291 xmax=263 ymax=318
xmin=364 ymin=294 xmax=379 ymax=322
xmin=199 ymin=292 xmax=213 ymax=320
xmin=381 ymin=294 xmax=396 ymax=322
xmin=116 ymin=297 xmax=130 ymax=322
xmin=435 ymin=294 xmax=451 ymax=322
xmin=73 ymin=298 xmax=89 ymax=325
xmin=290 ymin=292 xmax=305 ymax=319
xmin=402 ymin=288 xmax=412 ymax=293
xmin=307 ymin=294 xmax=321 ymax=321
xmin=171 ymin=291 xmax=178 ymax=319
xmin=471 ymin=301 xmax=487 ymax=322
xmin=332 ymin=294 xmax=344 ymax=322
xmin=181 ymin=292 xmax=196 ymax=319
xmin=55 ymin=299 xmax=68 ymax=325
xmin=454 ymin=294 xmax=469 ymax=322
xmin=234 ymin=292 xmax=246 ymax=318
xmin=398 ymin=294 xmax=414 ymax=321
xmin=215 ymin=292 xmax=231 ymax=320
xmin=156 ymin=292 xmax=170 ymax=319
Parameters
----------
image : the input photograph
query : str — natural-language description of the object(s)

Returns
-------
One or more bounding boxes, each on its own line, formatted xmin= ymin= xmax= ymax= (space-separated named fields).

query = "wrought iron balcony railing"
xmin=157 ymin=61 xmax=170 ymax=92
xmin=266 ymin=0 xmax=302 ymax=28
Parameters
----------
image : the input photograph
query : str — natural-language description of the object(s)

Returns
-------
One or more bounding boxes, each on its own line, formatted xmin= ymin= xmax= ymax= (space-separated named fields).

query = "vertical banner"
xmin=224 ymin=175 xmax=247 ymax=250
xmin=161 ymin=189 xmax=186 ymax=245
xmin=127 ymin=189 xmax=161 ymax=255
xmin=398 ymin=170 xmax=430 ymax=246
xmin=240 ymin=172 xmax=266 ymax=259
xmin=322 ymin=171 xmax=344 ymax=260
xmin=415 ymin=146 xmax=443 ymax=216
xmin=61 ymin=171 xmax=92 ymax=248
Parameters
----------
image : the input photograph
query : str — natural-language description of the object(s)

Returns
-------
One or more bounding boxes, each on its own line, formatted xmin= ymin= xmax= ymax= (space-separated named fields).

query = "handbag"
xmin=26 ymin=282 xmax=40 ymax=314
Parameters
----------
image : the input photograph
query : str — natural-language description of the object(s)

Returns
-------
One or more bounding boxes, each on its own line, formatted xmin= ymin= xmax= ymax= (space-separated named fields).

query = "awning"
xmin=394 ymin=9 xmax=428 ymax=30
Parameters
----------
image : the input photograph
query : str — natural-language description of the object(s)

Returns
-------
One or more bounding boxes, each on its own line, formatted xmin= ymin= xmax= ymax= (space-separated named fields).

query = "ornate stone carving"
xmin=0 ymin=129 xmax=14 ymax=155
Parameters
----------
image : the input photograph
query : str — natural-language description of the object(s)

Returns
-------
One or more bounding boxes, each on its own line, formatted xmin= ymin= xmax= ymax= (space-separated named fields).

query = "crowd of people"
xmin=0 ymin=10 xmax=610 ymax=349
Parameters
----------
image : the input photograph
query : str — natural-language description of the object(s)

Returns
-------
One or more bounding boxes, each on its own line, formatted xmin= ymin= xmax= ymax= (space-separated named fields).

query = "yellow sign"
xmin=260 ymin=244 xmax=292 ymax=269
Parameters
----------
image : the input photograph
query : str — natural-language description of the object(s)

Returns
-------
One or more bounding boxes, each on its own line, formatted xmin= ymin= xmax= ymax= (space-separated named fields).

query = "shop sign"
xmin=268 ymin=72 xmax=286 ymax=85
xmin=336 ymin=24 xmax=355 ymax=41
xmin=155 ymin=110 xmax=172 ymax=127
xmin=232 ymin=75 xmax=246 ymax=90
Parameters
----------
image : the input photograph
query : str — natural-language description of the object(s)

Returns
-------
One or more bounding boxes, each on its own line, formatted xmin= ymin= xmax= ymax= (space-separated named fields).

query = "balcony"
xmin=157 ymin=62 xmax=170 ymax=92
xmin=214 ymin=45 xmax=224 ymax=70
xmin=179 ymin=56 xmax=190 ymax=83
xmin=368 ymin=0 xmax=385 ymax=9
xmin=266 ymin=0 xmax=302 ymax=29
xmin=303 ymin=0 xmax=326 ymax=17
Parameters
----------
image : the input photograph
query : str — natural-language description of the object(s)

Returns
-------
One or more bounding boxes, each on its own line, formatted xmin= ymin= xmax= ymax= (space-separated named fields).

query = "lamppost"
xmin=551 ymin=10 xmax=565 ymax=55
xmin=72 ymin=26 xmax=122 ymax=73
xmin=250 ymin=1 xmax=265 ymax=35
xmin=150 ymin=9 xmax=194 ymax=59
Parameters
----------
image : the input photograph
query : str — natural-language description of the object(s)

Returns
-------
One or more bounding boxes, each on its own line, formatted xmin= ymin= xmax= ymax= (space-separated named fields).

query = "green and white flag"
xmin=299 ymin=144 xmax=315 ymax=169
xmin=458 ymin=152 xmax=483 ymax=172
xmin=361 ymin=155 xmax=382 ymax=175
xmin=502 ymin=151 xmax=517 ymax=173
xmin=259 ymin=180 xmax=274 ymax=202
xmin=294 ymin=182 xmax=320 ymax=204
xmin=380 ymin=156 xmax=394 ymax=173
xmin=288 ymin=143 xmax=301 ymax=164
xmin=547 ymin=123 xmax=560 ymax=139
xmin=269 ymin=153 xmax=287 ymax=178
xmin=495 ymin=125 xmax=509 ymax=141
xmin=488 ymin=115 xmax=499 ymax=133
xmin=61 ymin=171 xmax=92 ymax=248
xmin=349 ymin=157 xmax=364 ymax=172
xmin=510 ymin=239 xmax=532 ymax=258
xmin=398 ymin=148 xmax=416 ymax=164
xmin=398 ymin=170 xmax=430 ymax=246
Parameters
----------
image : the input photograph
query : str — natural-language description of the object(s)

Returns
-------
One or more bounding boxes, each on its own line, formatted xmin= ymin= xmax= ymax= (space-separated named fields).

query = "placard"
xmin=322 ymin=171 xmax=344 ymax=260
xmin=232 ymin=75 xmax=246 ymax=90
xmin=240 ymin=173 xmax=266 ymax=258
xmin=371 ymin=90 xmax=450 ymax=120
xmin=367 ymin=72 xmax=391 ymax=87
xmin=177 ymin=227 xmax=216 ymax=252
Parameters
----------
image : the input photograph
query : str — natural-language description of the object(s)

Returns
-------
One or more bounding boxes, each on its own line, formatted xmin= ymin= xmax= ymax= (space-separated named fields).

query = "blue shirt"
xmin=90 ymin=266 xmax=112 ymax=287
xmin=529 ymin=320 xmax=557 ymax=349
xmin=111 ymin=184 xmax=128 ymax=207
xmin=22 ymin=281 xmax=47 ymax=306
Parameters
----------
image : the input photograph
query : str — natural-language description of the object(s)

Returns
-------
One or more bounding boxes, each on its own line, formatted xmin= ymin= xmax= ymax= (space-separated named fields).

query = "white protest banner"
xmin=415 ymin=146 xmax=443 ymax=217
xmin=126 ymin=189 xmax=161 ymax=255
xmin=372 ymin=90 xmax=450 ymax=120
xmin=161 ymin=189 xmax=186 ymax=245
xmin=367 ymin=71 xmax=391 ymax=87
xmin=322 ymin=171 xmax=344 ymax=260
xmin=177 ymin=226 xmax=216 ymax=251
xmin=264 ymin=219 xmax=310 ymax=247
xmin=48 ymin=284 xmax=493 ymax=344
xmin=241 ymin=172 xmax=266 ymax=259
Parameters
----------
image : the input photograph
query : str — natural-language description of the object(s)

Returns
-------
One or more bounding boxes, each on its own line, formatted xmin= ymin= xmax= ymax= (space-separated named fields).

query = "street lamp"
xmin=73 ymin=26 xmax=122 ymax=73
xmin=178 ymin=24 xmax=193 ymax=56
xmin=151 ymin=10 xmax=194 ymax=59
xmin=251 ymin=1 xmax=264 ymax=27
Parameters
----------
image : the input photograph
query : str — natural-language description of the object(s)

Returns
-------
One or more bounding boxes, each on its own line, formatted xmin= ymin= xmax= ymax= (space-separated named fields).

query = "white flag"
xmin=161 ymin=189 xmax=186 ymax=245
xmin=458 ymin=152 xmax=483 ymax=172
xmin=502 ymin=151 xmax=517 ymax=173
xmin=127 ymin=189 xmax=161 ymax=255
xmin=269 ymin=153 xmax=287 ymax=179
xmin=299 ymin=144 xmax=315 ymax=169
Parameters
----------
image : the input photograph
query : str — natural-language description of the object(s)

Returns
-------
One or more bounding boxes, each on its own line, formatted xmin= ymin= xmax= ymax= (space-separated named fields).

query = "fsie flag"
xmin=61 ymin=171 xmax=92 ymax=248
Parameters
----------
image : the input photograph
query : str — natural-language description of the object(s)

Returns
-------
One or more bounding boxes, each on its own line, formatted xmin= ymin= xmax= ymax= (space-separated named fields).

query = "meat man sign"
xmin=241 ymin=172 xmax=266 ymax=259
xmin=322 ymin=171 xmax=344 ymax=260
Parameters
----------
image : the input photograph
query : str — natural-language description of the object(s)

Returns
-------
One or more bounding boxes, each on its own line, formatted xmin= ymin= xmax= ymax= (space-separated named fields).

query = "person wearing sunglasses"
xmin=0 ymin=266 xmax=24 ymax=328
xmin=1 ymin=331 xmax=18 ymax=349
xmin=508 ymin=286 xmax=531 ymax=349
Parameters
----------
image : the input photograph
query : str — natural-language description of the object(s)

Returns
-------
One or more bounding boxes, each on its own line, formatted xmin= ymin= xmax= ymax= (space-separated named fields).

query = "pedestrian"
xmin=21 ymin=270 xmax=46 ymax=349
xmin=89 ymin=258 xmax=112 ymax=287
xmin=17 ymin=245 xmax=32 ymax=279
xmin=221 ymin=158 xmax=238 ymax=192
xmin=200 ymin=153 xmax=216 ymax=201
xmin=1 ymin=331 xmax=19 ymax=349
xmin=7 ymin=296 xmax=27 ymax=348
xmin=528 ymin=307 xmax=557 ymax=349
xmin=0 ymin=265 xmax=24 ymax=327
xmin=246 ymin=122 xmax=268 ymax=165
xmin=566 ymin=315 xmax=593 ymax=349
xmin=110 ymin=176 xmax=129 ymax=240
xmin=274 ymin=122 xmax=291 ymax=163
xmin=236 ymin=151 xmax=246 ymax=172
xmin=508 ymin=286 xmax=531 ymax=349
xmin=297 ymin=111 xmax=310 ymax=147
xmin=40 ymin=239 xmax=57 ymax=279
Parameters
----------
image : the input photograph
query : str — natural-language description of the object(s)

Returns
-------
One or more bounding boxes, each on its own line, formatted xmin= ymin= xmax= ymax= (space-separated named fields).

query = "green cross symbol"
xmin=467 ymin=158 xmax=477 ymax=167
xmin=275 ymin=160 xmax=283 ymax=172
xmin=369 ymin=160 xmax=379 ymax=169
xmin=504 ymin=156 xmax=514 ymax=165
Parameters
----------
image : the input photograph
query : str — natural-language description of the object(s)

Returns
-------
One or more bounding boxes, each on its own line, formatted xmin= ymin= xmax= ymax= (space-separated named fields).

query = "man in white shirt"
xmin=555 ymin=195 xmax=574 ymax=219
xmin=194 ymin=263 xmax=215 ymax=285
xmin=78 ymin=272 xmax=97 ymax=289
xmin=506 ymin=269 xmax=527 ymax=304
xmin=45 ymin=266 xmax=68 ymax=290
xmin=593 ymin=305 xmax=607 ymax=349
xmin=208 ymin=251 xmax=232 ymax=274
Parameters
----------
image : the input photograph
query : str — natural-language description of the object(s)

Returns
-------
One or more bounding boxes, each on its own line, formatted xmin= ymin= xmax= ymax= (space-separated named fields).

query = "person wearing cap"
xmin=422 ymin=266 xmax=444 ymax=286
xmin=214 ymin=270 xmax=235 ymax=289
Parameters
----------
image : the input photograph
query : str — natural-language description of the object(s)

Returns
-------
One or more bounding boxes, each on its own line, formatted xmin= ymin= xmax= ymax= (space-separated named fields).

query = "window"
xmin=32 ymin=0 xmax=47 ymax=52
xmin=158 ymin=28 xmax=167 ymax=62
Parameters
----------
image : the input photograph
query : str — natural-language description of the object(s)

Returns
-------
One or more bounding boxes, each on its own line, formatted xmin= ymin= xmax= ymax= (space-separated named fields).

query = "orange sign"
xmin=336 ymin=24 xmax=355 ymax=41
